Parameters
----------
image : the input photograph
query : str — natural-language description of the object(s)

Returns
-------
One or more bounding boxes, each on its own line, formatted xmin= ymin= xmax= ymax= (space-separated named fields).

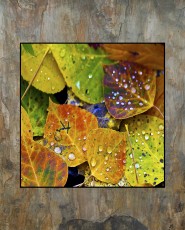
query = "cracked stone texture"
xmin=0 ymin=0 xmax=185 ymax=230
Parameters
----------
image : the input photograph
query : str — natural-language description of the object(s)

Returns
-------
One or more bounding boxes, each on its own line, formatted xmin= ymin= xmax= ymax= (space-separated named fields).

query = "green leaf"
xmin=51 ymin=44 xmax=112 ymax=104
xmin=21 ymin=44 xmax=66 ymax=94
xmin=120 ymin=114 xmax=164 ymax=186
xmin=21 ymin=77 xmax=56 ymax=136
xmin=22 ymin=44 xmax=35 ymax=56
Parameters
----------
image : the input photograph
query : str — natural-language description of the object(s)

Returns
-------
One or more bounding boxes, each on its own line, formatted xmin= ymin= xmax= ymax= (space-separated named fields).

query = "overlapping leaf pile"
xmin=21 ymin=44 xmax=164 ymax=187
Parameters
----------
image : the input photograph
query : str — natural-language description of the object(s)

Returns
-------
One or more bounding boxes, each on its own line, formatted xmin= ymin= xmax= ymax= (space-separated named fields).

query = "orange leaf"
xmin=145 ymin=73 xmax=164 ymax=118
xmin=21 ymin=107 xmax=33 ymax=138
xmin=102 ymin=44 xmax=164 ymax=70
xmin=21 ymin=106 xmax=68 ymax=187
xmin=21 ymin=136 xmax=68 ymax=187
xmin=86 ymin=128 xmax=126 ymax=184
xmin=44 ymin=100 xmax=99 ymax=167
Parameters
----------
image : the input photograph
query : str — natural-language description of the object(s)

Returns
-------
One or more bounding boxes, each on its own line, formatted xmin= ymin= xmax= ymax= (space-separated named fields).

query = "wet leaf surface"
xmin=51 ymin=44 xmax=112 ymax=104
xmin=21 ymin=107 xmax=68 ymax=187
xmin=44 ymin=100 xmax=99 ymax=167
xmin=21 ymin=44 xmax=66 ymax=94
xmin=103 ymin=61 xmax=156 ymax=119
xmin=86 ymin=128 xmax=126 ymax=184
xmin=120 ymin=114 xmax=164 ymax=186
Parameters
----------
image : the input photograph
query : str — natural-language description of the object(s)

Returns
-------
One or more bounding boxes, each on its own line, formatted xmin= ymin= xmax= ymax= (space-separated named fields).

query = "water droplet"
xmin=98 ymin=145 xmax=103 ymax=152
xmin=119 ymin=96 xmax=123 ymax=100
xmin=51 ymin=86 xmax=55 ymax=90
xmin=159 ymin=124 xmax=164 ymax=131
xmin=76 ymin=81 xmax=80 ymax=89
xmin=81 ymin=55 xmax=86 ymax=60
xmin=139 ymin=102 xmax=143 ymax=106
xmin=130 ymin=107 xmax=133 ymax=110
xmin=144 ymin=84 xmax=150 ymax=90
xmin=116 ymin=78 xmax=119 ymax=82
xmin=157 ymin=131 xmax=160 ymax=134
xmin=106 ymin=168 xmax=110 ymax=172
xmin=138 ymin=71 xmax=142 ymax=75
xmin=123 ymin=159 xmax=126 ymax=164
xmin=50 ymin=142 xmax=54 ymax=146
xmin=60 ymin=48 xmax=66 ymax=57
xmin=142 ymin=142 xmax=144 ymax=145
xmin=118 ymin=181 xmax=124 ymax=186
xmin=116 ymin=101 xmax=120 ymax=105
xmin=106 ymin=177 xmax=109 ymax=180
xmin=135 ymin=163 xmax=140 ymax=168
xmin=90 ymin=56 xmax=94 ymax=60
xmin=82 ymin=145 xmax=87 ymax=152
xmin=30 ymin=68 xmax=33 ymax=72
xmin=123 ymin=83 xmax=128 ymax=88
xmin=112 ymin=97 xmax=115 ymax=99
xmin=142 ymin=131 xmax=145 ymax=135
xmin=114 ymin=93 xmax=117 ymax=96
xmin=128 ymin=101 xmax=131 ymax=105
xmin=130 ymin=154 xmax=133 ymax=158
xmin=48 ymin=77 xmax=50 ymax=80
xmin=68 ymin=153 xmax=75 ymax=161
xmin=132 ymin=75 xmax=136 ymax=79
xmin=145 ymin=134 xmax=149 ymax=140
xmin=150 ymin=133 xmax=153 ymax=136
xmin=54 ymin=147 xmax=62 ymax=154
xmin=131 ymin=87 xmax=136 ymax=94
xmin=107 ymin=146 xmax=112 ymax=154
xmin=88 ymin=74 xmax=92 ymax=79
xmin=105 ymin=155 xmax=109 ymax=161
xmin=90 ymin=158 xmax=96 ymax=167
xmin=83 ymin=136 xmax=87 ymax=140
xmin=135 ymin=139 xmax=138 ymax=143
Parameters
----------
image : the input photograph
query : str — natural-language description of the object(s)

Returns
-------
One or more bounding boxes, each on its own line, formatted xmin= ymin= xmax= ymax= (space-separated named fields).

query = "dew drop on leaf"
xmin=159 ymin=124 xmax=164 ymax=131
xmin=88 ymin=74 xmax=93 ymax=79
xmin=144 ymin=84 xmax=150 ymax=90
xmin=123 ymin=83 xmax=128 ymax=88
xmin=98 ymin=145 xmax=103 ymax=152
xmin=90 ymin=158 xmax=96 ymax=167
xmin=145 ymin=134 xmax=149 ymax=140
xmin=68 ymin=153 xmax=76 ymax=161
xmin=82 ymin=145 xmax=87 ymax=152
xmin=107 ymin=146 xmax=112 ymax=154
xmin=54 ymin=147 xmax=62 ymax=154
xmin=105 ymin=155 xmax=109 ymax=161
xmin=131 ymin=87 xmax=136 ymax=93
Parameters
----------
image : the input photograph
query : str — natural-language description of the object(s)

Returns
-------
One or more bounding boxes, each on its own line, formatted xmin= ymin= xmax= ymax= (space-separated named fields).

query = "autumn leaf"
xmin=102 ymin=44 xmax=164 ymax=70
xmin=86 ymin=128 xmax=126 ymax=184
xmin=21 ymin=107 xmax=68 ymax=187
xmin=44 ymin=100 xmax=99 ymax=167
xmin=120 ymin=114 xmax=164 ymax=186
xmin=51 ymin=44 xmax=112 ymax=104
xmin=21 ymin=77 xmax=57 ymax=136
xmin=21 ymin=44 xmax=66 ymax=94
xmin=145 ymin=73 xmax=164 ymax=118
xmin=103 ymin=61 xmax=156 ymax=119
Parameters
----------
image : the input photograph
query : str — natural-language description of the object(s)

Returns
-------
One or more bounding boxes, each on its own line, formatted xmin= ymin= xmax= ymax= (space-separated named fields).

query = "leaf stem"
xmin=73 ymin=175 xmax=93 ymax=187
xmin=153 ymin=105 xmax=164 ymax=118
xmin=21 ymin=47 xmax=50 ymax=101
xmin=125 ymin=124 xmax=139 ymax=185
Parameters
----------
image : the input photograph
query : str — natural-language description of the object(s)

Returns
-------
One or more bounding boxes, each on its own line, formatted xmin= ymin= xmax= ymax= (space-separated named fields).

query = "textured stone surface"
xmin=0 ymin=0 xmax=185 ymax=230
xmin=59 ymin=215 xmax=148 ymax=230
